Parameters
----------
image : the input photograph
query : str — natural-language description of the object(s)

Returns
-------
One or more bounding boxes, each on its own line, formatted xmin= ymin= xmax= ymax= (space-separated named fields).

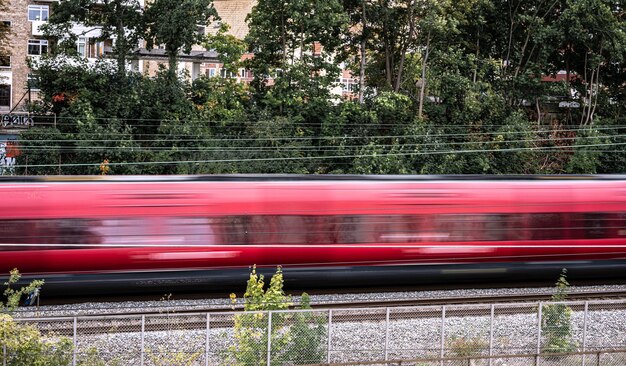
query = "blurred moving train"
xmin=1 ymin=175 xmax=626 ymax=295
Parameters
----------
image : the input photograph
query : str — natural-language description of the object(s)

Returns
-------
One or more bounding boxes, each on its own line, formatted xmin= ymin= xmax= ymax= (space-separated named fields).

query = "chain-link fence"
xmin=6 ymin=299 xmax=626 ymax=365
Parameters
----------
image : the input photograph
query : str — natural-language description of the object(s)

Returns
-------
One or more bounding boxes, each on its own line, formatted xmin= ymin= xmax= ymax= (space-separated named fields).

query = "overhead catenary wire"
xmin=10 ymin=141 xmax=626 ymax=168
xmin=16 ymin=125 xmax=626 ymax=142
xmin=13 ymin=133 xmax=626 ymax=151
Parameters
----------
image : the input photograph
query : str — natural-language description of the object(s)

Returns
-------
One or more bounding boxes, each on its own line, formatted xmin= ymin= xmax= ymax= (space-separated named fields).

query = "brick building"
xmin=0 ymin=0 xmax=51 ymax=112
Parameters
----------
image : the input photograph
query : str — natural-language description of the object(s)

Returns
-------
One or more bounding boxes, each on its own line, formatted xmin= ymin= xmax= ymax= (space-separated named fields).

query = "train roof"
xmin=1 ymin=174 xmax=626 ymax=183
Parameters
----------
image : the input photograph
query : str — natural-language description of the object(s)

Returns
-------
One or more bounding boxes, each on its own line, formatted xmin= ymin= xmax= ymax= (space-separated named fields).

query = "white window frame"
xmin=0 ymin=84 xmax=11 ymax=108
xmin=77 ymin=37 xmax=86 ymax=57
xmin=28 ymin=73 xmax=40 ymax=91
xmin=28 ymin=39 xmax=48 ymax=56
xmin=28 ymin=5 xmax=49 ymax=21
xmin=208 ymin=68 xmax=216 ymax=77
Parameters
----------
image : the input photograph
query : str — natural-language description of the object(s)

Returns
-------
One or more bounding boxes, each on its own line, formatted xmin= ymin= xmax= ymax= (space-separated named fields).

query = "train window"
xmin=0 ymin=220 xmax=36 ymax=250
xmin=376 ymin=215 xmax=420 ymax=243
xmin=0 ymin=219 xmax=102 ymax=250
xmin=275 ymin=216 xmax=307 ymax=244
xmin=217 ymin=216 xmax=248 ymax=245
xmin=336 ymin=216 xmax=365 ymax=244
xmin=162 ymin=217 xmax=216 ymax=245
xmin=247 ymin=216 xmax=274 ymax=245
xmin=619 ymin=213 xmax=626 ymax=237
xmin=529 ymin=213 xmax=566 ymax=240
xmin=312 ymin=215 xmax=338 ymax=244
xmin=94 ymin=218 xmax=152 ymax=246
xmin=506 ymin=214 xmax=528 ymax=241
xmin=483 ymin=215 xmax=506 ymax=241
xmin=583 ymin=213 xmax=609 ymax=239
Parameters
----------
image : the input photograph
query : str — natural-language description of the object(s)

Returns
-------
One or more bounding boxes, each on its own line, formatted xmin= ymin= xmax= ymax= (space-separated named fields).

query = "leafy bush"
xmin=223 ymin=266 xmax=326 ymax=365
xmin=541 ymin=269 xmax=576 ymax=354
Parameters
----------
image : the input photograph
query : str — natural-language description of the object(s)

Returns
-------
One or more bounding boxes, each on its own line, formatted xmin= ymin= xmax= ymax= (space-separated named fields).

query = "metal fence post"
xmin=488 ymin=304 xmax=494 ymax=366
xmin=536 ymin=302 xmax=542 ymax=366
xmin=266 ymin=311 xmax=272 ymax=366
xmin=327 ymin=309 xmax=333 ymax=364
xmin=72 ymin=317 xmax=77 ymax=366
xmin=582 ymin=301 xmax=588 ymax=366
xmin=140 ymin=315 xmax=145 ymax=366
xmin=205 ymin=313 xmax=211 ymax=366
xmin=3 ymin=317 xmax=6 ymax=366
xmin=384 ymin=307 xmax=390 ymax=361
xmin=440 ymin=305 xmax=446 ymax=366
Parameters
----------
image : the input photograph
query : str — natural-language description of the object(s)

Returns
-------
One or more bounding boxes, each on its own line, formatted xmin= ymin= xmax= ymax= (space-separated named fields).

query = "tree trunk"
xmin=167 ymin=51 xmax=178 ymax=80
xmin=358 ymin=0 xmax=367 ymax=104
xmin=418 ymin=33 xmax=431 ymax=119
xmin=115 ymin=3 xmax=126 ymax=77
xmin=394 ymin=0 xmax=414 ymax=92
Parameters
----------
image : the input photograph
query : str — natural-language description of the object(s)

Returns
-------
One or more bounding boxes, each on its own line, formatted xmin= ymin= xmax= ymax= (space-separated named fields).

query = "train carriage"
xmin=1 ymin=175 xmax=626 ymax=294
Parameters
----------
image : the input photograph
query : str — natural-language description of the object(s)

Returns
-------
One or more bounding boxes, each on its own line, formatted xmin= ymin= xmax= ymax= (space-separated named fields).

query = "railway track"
xmin=16 ymin=289 xmax=626 ymax=336
xmin=17 ymin=289 xmax=626 ymax=318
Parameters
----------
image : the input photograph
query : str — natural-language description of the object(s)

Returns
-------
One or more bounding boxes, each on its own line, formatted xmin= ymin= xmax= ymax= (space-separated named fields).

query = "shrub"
xmin=223 ymin=266 xmax=326 ymax=365
xmin=541 ymin=269 xmax=576 ymax=354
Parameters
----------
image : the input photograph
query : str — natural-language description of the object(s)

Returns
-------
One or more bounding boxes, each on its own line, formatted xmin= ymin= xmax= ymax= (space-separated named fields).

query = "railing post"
xmin=140 ymin=315 xmax=145 ymax=366
xmin=488 ymin=304 xmax=494 ymax=366
xmin=582 ymin=302 xmax=588 ymax=366
xmin=440 ymin=305 xmax=446 ymax=366
xmin=72 ymin=317 xmax=77 ymax=366
xmin=266 ymin=311 xmax=272 ymax=366
xmin=536 ymin=302 xmax=542 ymax=362
xmin=384 ymin=307 xmax=390 ymax=361
xmin=3 ymin=317 xmax=6 ymax=366
xmin=205 ymin=313 xmax=210 ymax=366
xmin=327 ymin=309 xmax=333 ymax=364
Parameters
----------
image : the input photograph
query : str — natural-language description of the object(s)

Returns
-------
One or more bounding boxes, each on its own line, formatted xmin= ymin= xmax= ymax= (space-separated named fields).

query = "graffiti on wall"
xmin=0 ymin=135 xmax=19 ymax=175
xmin=1 ymin=114 xmax=35 ymax=129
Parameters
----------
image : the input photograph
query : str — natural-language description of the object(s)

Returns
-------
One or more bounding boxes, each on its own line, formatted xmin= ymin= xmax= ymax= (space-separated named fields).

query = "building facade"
xmin=0 ymin=0 xmax=53 ymax=112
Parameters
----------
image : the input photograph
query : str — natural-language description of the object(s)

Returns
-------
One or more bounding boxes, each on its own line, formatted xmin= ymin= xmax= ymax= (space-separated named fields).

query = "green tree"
xmin=144 ymin=0 xmax=219 ymax=80
xmin=43 ymin=0 xmax=144 ymax=77
xmin=246 ymin=0 xmax=348 ymax=112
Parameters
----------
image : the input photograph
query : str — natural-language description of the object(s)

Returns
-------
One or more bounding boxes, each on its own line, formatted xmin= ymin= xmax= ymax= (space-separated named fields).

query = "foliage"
xmin=541 ymin=269 xmax=576 ymax=354
xmin=246 ymin=0 xmax=348 ymax=112
xmin=448 ymin=336 xmax=488 ymax=358
xmin=21 ymin=0 xmax=626 ymax=175
xmin=223 ymin=266 xmax=326 ymax=365
xmin=144 ymin=0 xmax=219 ymax=79
xmin=0 ymin=270 xmax=78 ymax=366
xmin=0 ymin=315 xmax=73 ymax=366
xmin=1 ymin=269 xmax=44 ymax=314
xmin=43 ymin=0 xmax=144 ymax=76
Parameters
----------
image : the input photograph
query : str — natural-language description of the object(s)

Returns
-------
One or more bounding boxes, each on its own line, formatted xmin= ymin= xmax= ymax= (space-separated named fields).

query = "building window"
xmin=28 ymin=5 xmax=49 ymax=21
xmin=28 ymin=39 xmax=48 ymax=56
xmin=0 ymin=55 xmax=9 ymax=68
xmin=339 ymin=78 xmax=356 ymax=92
xmin=207 ymin=68 xmax=216 ymax=77
xmin=0 ymin=85 xmax=10 ymax=107
xmin=28 ymin=74 xmax=40 ymax=91
xmin=0 ymin=22 xmax=9 ymax=67
xmin=77 ymin=37 xmax=86 ymax=57
xmin=220 ymin=69 xmax=236 ymax=78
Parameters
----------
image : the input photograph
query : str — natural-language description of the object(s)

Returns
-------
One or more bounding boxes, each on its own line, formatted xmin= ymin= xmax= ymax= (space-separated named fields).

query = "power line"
xmin=16 ymin=126 xmax=623 ymax=143
xmin=11 ymin=141 xmax=626 ymax=169
xmin=13 ymin=133 xmax=626 ymax=151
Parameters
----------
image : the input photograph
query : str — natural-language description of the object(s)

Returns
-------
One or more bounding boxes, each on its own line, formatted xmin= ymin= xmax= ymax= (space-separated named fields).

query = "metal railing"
xmin=5 ymin=299 xmax=626 ymax=365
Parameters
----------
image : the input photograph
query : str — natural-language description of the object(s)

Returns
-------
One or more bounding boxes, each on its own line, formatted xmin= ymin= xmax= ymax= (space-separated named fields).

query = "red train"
xmin=1 ymin=175 xmax=626 ymax=294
